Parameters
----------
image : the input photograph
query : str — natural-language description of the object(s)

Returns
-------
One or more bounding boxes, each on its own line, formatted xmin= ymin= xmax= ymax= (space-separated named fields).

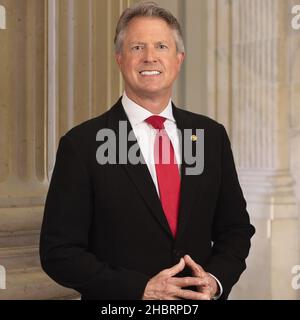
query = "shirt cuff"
xmin=208 ymin=273 xmax=223 ymax=300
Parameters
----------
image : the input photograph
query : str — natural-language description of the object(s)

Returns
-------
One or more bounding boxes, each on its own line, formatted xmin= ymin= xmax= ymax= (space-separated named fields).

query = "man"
xmin=40 ymin=1 xmax=255 ymax=300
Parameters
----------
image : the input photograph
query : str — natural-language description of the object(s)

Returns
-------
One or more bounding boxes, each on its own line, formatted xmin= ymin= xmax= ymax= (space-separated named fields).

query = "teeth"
xmin=140 ymin=71 xmax=161 ymax=76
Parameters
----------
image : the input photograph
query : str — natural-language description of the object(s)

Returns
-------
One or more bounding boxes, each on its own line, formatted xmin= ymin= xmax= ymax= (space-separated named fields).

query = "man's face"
xmin=116 ymin=17 xmax=185 ymax=101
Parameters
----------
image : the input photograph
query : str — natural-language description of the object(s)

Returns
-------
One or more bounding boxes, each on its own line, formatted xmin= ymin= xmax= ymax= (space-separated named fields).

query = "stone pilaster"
xmin=207 ymin=0 xmax=232 ymax=133
xmin=207 ymin=0 xmax=299 ymax=299
xmin=0 ymin=0 xmax=77 ymax=299
xmin=230 ymin=0 xmax=299 ymax=299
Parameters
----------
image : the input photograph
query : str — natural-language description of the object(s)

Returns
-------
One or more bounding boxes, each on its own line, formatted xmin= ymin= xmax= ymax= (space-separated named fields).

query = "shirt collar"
xmin=122 ymin=91 xmax=175 ymax=126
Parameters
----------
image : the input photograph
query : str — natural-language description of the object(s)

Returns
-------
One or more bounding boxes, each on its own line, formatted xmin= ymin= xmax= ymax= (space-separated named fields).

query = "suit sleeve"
xmin=204 ymin=125 xmax=255 ymax=299
xmin=39 ymin=135 xmax=150 ymax=300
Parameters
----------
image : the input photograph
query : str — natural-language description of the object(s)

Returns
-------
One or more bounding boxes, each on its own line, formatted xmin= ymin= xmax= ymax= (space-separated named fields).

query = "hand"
xmin=184 ymin=255 xmax=218 ymax=300
xmin=142 ymin=258 xmax=211 ymax=300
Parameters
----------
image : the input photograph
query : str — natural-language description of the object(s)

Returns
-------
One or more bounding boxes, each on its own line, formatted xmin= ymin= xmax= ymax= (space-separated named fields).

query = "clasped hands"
xmin=142 ymin=255 xmax=218 ymax=300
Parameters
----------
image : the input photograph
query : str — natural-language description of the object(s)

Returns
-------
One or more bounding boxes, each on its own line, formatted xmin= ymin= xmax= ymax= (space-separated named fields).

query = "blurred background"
xmin=0 ymin=0 xmax=299 ymax=299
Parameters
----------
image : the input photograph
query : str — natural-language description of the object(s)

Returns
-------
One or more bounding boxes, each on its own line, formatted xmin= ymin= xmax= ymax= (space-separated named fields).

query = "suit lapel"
xmin=108 ymin=99 xmax=174 ymax=239
xmin=172 ymin=104 xmax=204 ymax=241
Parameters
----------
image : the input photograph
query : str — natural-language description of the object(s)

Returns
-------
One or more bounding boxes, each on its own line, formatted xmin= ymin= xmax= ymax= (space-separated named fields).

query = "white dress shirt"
xmin=122 ymin=91 xmax=181 ymax=196
xmin=121 ymin=91 xmax=223 ymax=299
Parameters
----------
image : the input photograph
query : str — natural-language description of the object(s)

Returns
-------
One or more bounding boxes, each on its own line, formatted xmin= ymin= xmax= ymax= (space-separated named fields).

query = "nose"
xmin=143 ymin=47 xmax=158 ymax=64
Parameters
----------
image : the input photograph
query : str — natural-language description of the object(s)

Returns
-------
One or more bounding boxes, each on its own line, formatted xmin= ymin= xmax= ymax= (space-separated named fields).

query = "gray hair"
xmin=114 ymin=1 xmax=185 ymax=54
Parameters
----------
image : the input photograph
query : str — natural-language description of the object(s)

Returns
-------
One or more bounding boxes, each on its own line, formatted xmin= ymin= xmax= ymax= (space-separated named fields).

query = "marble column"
xmin=0 ymin=0 xmax=78 ymax=299
xmin=207 ymin=0 xmax=299 ymax=299
xmin=289 ymin=0 xmax=300 ymax=299
xmin=207 ymin=0 xmax=232 ymax=134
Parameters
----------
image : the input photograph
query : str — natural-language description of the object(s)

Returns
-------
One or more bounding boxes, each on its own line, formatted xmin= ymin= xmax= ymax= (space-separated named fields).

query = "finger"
xmin=170 ymin=276 xmax=208 ymax=288
xmin=184 ymin=255 xmax=204 ymax=271
xmin=197 ymin=285 xmax=211 ymax=295
xmin=165 ymin=296 xmax=182 ymax=300
xmin=196 ymin=278 xmax=210 ymax=287
xmin=195 ymin=282 xmax=212 ymax=295
xmin=176 ymin=288 xmax=211 ymax=300
xmin=184 ymin=255 xmax=205 ymax=276
xmin=161 ymin=258 xmax=185 ymax=277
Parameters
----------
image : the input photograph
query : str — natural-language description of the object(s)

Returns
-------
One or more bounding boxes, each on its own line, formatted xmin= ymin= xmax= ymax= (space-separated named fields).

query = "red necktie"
xmin=145 ymin=116 xmax=181 ymax=237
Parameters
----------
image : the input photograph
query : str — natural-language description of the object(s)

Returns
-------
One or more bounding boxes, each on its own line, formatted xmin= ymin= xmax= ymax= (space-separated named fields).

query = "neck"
xmin=125 ymin=90 xmax=171 ymax=114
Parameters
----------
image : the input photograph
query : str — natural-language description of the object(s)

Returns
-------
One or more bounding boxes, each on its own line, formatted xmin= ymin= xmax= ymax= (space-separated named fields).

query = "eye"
xmin=131 ymin=45 xmax=144 ymax=51
xmin=158 ymin=44 xmax=168 ymax=50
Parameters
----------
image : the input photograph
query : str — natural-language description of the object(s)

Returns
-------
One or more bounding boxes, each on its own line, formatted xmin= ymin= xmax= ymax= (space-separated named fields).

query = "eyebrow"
xmin=129 ymin=42 xmax=146 ymax=46
xmin=129 ymin=41 xmax=169 ymax=46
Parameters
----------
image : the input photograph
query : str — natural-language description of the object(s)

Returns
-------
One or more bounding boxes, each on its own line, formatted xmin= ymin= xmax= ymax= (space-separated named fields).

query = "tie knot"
xmin=145 ymin=115 xmax=166 ymax=130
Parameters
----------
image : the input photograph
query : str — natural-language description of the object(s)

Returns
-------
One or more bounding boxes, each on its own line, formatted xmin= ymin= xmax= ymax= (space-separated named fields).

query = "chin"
xmin=141 ymin=90 xmax=164 ymax=97
xmin=140 ymin=85 xmax=165 ymax=93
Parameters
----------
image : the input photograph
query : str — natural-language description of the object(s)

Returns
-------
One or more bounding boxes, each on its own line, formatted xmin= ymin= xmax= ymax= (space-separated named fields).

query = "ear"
xmin=115 ymin=53 xmax=122 ymax=67
xmin=177 ymin=52 xmax=185 ymax=68
xmin=178 ymin=52 xmax=185 ymax=64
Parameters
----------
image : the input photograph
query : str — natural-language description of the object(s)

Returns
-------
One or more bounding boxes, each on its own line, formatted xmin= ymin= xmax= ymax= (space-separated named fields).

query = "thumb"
xmin=184 ymin=255 xmax=205 ymax=277
xmin=162 ymin=258 xmax=185 ymax=277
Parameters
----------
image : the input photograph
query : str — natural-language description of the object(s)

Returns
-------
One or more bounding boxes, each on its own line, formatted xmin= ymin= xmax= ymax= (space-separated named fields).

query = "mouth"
xmin=139 ymin=70 xmax=162 ymax=76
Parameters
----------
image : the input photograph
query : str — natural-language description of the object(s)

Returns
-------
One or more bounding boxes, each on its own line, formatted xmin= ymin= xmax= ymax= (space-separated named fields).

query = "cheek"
xmin=124 ymin=60 xmax=139 ymax=73
xmin=121 ymin=63 xmax=140 ymax=83
xmin=167 ymin=61 xmax=181 ymax=77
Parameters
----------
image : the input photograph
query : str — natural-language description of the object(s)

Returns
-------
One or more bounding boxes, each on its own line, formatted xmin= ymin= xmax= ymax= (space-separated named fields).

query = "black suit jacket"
xmin=40 ymin=98 xmax=255 ymax=300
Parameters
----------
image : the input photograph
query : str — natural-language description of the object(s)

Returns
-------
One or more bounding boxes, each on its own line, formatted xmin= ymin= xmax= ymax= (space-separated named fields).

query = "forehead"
xmin=124 ymin=17 xmax=174 ymax=40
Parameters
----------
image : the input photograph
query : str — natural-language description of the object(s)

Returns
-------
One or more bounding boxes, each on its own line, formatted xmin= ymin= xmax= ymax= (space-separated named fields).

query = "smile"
xmin=139 ymin=70 xmax=162 ymax=76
